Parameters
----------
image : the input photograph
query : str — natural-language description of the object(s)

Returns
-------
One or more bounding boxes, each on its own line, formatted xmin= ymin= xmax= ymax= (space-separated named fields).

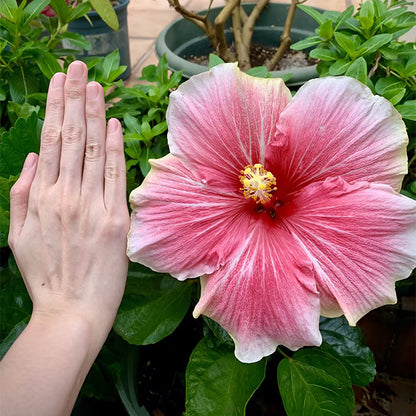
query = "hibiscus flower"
xmin=127 ymin=64 xmax=416 ymax=363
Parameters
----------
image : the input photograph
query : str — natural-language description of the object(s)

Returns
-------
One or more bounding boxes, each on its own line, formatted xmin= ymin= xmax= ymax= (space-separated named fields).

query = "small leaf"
xmin=209 ymin=53 xmax=225 ymax=68
xmin=318 ymin=20 xmax=333 ymax=41
xmin=246 ymin=66 xmax=269 ymax=78
xmin=278 ymin=348 xmax=355 ymax=416
xmin=89 ymin=0 xmax=119 ymax=31
xmin=329 ymin=59 xmax=351 ymax=75
xmin=291 ymin=35 xmax=322 ymax=51
xmin=357 ymin=34 xmax=393 ymax=56
xmin=334 ymin=32 xmax=357 ymax=58
xmin=21 ymin=0 xmax=50 ymax=27
xmin=357 ymin=0 xmax=375 ymax=30
xmin=345 ymin=57 xmax=367 ymax=84
xmin=309 ymin=48 xmax=337 ymax=61
xmin=396 ymin=100 xmax=416 ymax=121
xmin=185 ymin=337 xmax=266 ymax=416
xmin=0 ymin=0 xmax=18 ymax=21
xmin=319 ymin=316 xmax=376 ymax=387
xmin=375 ymin=77 xmax=406 ymax=105
xmin=298 ymin=4 xmax=326 ymax=25
xmin=334 ymin=5 xmax=354 ymax=30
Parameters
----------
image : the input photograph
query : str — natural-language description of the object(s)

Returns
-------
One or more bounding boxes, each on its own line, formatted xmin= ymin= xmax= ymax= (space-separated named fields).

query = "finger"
xmin=36 ymin=73 xmax=66 ymax=186
xmin=81 ymin=82 xmax=106 ymax=200
xmin=59 ymin=61 xmax=88 ymax=188
xmin=104 ymin=118 xmax=127 ymax=212
xmin=8 ymin=153 xmax=39 ymax=248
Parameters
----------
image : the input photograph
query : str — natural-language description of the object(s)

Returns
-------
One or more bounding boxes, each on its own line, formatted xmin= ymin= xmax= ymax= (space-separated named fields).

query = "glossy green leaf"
xmin=209 ymin=53 xmax=225 ymax=68
xmin=246 ymin=66 xmax=269 ymax=78
xmin=357 ymin=0 xmax=375 ymax=30
xmin=334 ymin=32 xmax=357 ymax=58
xmin=61 ymin=31 xmax=91 ymax=50
xmin=334 ymin=5 xmax=354 ymax=30
xmin=0 ymin=113 xmax=41 ymax=178
xmin=358 ymin=34 xmax=393 ymax=56
xmin=309 ymin=48 xmax=337 ymax=61
xmin=298 ymin=5 xmax=326 ymax=25
xmin=329 ymin=59 xmax=351 ymax=75
xmin=89 ymin=0 xmax=119 ymax=31
xmin=319 ymin=316 xmax=376 ymax=387
xmin=278 ymin=348 xmax=355 ymax=416
xmin=291 ymin=35 xmax=323 ymax=51
xmin=185 ymin=337 xmax=266 ymax=416
xmin=114 ymin=263 xmax=192 ymax=345
xmin=375 ymin=77 xmax=406 ymax=105
xmin=396 ymin=100 xmax=416 ymax=121
xmin=318 ymin=20 xmax=333 ymax=40
xmin=345 ymin=57 xmax=367 ymax=84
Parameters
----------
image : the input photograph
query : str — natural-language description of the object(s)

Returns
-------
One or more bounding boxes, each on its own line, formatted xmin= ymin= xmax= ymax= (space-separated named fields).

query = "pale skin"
xmin=0 ymin=61 xmax=130 ymax=416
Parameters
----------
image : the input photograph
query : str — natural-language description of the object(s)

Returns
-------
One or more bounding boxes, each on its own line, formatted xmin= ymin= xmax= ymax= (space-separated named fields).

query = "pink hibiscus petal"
xmin=127 ymin=154 xmax=251 ymax=280
xmin=270 ymin=76 xmax=408 ymax=194
xmin=193 ymin=224 xmax=322 ymax=363
xmin=167 ymin=63 xmax=292 ymax=182
xmin=284 ymin=177 xmax=416 ymax=325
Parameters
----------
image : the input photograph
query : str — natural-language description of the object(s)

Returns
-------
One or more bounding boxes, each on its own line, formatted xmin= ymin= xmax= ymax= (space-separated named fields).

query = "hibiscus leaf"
xmin=277 ymin=348 xmax=355 ymax=416
xmin=319 ymin=316 xmax=376 ymax=387
xmin=114 ymin=263 xmax=192 ymax=345
xmin=185 ymin=337 xmax=266 ymax=416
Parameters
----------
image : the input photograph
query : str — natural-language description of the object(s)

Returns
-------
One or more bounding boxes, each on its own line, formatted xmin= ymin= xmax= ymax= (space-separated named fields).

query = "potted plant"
xmin=156 ymin=0 xmax=322 ymax=85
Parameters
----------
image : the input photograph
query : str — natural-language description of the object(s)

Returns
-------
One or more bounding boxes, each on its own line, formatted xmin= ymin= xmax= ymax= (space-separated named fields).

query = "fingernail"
xmin=87 ymin=82 xmax=100 ymax=100
xmin=108 ymin=118 xmax=120 ymax=132
xmin=50 ymin=73 xmax=66 ymax=89
xmin=23 ymin=153 xmax=37 ymax=170
xmin=68 ymin=61 xmax=85 ymax=79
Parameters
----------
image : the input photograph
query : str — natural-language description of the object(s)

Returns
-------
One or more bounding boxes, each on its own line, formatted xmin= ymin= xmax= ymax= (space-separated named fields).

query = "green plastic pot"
xmin=64 ymin=0 xmax=131 ymax=79
xmin=156 ymin=2 xmax=321 ymax=85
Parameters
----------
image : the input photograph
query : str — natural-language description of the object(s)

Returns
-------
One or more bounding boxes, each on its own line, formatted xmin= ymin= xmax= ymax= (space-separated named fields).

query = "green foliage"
xmin=89 ymin=0 xmax=119 ymax=31
xmin=185 ymin=337 xmax=267 ymax=416
xmin=292 ymin=0 xmax=416 ymax=200
xmin=114 ymin=263 xmax=193 ymax=345
xmin=277 ymin=348 xmax=355 ymax=416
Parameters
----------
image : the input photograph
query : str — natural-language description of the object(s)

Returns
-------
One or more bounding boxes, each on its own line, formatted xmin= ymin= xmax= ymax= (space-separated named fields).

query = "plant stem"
xmin=214 ymin=0 xmax=239 ymax=62
xmin=266 ymin=0 xmax=299 ymax=71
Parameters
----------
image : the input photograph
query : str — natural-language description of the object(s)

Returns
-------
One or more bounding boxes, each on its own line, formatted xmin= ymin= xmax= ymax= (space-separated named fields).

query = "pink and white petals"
xmin=128 ymin=154 xmax=250 ymax=280
xmin=271 ymin=77 xmax=408 ymax=193
xmin=194 ymin=225 xmax=322 ymax=363
xmin=285 ymin=177 xmax=416 ymax=325
xmin=167 ymin=63 xmax=291 ymax=180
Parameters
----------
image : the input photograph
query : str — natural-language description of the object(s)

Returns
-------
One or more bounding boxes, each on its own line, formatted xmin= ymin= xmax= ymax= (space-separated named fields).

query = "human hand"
xmin=8 ymin=61 xmax=129 ymax=343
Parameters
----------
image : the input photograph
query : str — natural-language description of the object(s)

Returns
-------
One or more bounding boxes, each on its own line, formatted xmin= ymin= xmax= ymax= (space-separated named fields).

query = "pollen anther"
xmin=239 ymin=164 xmax=277 ymax=204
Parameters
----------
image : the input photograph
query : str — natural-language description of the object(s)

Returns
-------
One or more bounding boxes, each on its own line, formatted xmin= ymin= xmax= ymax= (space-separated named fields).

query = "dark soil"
xmin=186 ymin=44 xmax=318 ymax=71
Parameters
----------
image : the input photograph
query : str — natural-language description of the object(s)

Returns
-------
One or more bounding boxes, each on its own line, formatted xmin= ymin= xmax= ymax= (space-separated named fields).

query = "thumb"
xmin=8 ymin=153 xmax=38 ymax=247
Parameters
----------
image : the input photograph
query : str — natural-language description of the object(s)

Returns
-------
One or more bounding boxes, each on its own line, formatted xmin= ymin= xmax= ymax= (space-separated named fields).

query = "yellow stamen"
xmin=239 ymin=164 xmax=277 ymax=203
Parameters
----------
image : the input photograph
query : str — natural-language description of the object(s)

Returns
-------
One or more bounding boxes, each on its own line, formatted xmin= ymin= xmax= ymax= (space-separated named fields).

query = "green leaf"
xmin=278 ymin=348 xmax=355 ymax=416
xmin=89 ymin=0 xmax=119 ymax=31
xmin=0 ymin=206 xmax=11 ymax=247
xmin=357 ymin=34 xmax=393 ymax=56
xmin=334 ymin=32 xmax=357 ymax=58
xmin=319 ymin=316 xmax=376 ymax=387
xmin=298 ymin=5 xmax=326 ymax=25
xmin=309 ymin=48 xmax=337 ymax=61
xmin=0 ymin=113 xmax=41 ymax=177
xmin=334 ymin=5 xmax=354 ymax=30
xmin=49 ymin=0 xmax=71 ymax=24
xmin=67 ymin=1 xmax=91 ymax=22
xmin=114 ymin=263 xmax=192 ymax=345
xmin=60 ymin=31 xmax=91 ymax=50
xmin=396 ymin=100 xmax=416 ymax=121
xmin=329 ymin=58 xmax=351 ymax=75
xmin=345 ymin=57 xmax=367 ymax=84
xmin=318 ymin=20 xmax=333 ymax=41
xmin=357 ymin=0 xmax=375 ymax=30
xmin=209 ymin=53 xmax=225 ymax=68
xmin=0 ymin=0 xmax=18 ymax=21
xmin=35 ymin=52 xmax=62 ymax=79
xmin=246 ymin=66 xmax=269 ymax=78
xmin=185 ymin=337 xmax=266 ymax=416
xmin=291 ymin=35 xmax=323 ymax=51
xmin=375 ymin=77 xmax=406 ymax=105
xmin=21 ymin=0 xmax=50 ymax=27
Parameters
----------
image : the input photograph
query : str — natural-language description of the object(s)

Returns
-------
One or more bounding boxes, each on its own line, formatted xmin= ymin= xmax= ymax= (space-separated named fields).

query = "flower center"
xmin=239 ymin=164 xmax=277 ymax=204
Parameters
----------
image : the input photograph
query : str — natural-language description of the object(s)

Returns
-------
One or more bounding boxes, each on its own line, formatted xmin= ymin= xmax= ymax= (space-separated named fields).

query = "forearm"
xmin=0 ymin=312 xmax=106 ymax=416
